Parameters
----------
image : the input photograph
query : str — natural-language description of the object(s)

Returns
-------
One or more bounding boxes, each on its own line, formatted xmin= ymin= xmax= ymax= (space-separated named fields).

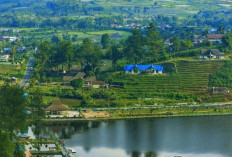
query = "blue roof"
xmin=124 ymin=65 xmax=164 ymax=71
xmin=3 ymin=48 xmax=11 ymax=51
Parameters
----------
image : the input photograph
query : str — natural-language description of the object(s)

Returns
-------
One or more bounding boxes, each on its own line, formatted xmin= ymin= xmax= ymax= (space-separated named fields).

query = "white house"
xmin=0 ymin=55 xmax=9 ymax=62
xmin=199 ymin=49 xmax=224 ymax=59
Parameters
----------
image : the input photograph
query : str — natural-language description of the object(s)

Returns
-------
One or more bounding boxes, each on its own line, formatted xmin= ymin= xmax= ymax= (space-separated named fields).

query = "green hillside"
xmin=110 ymin=60 xmax=225 ymax=102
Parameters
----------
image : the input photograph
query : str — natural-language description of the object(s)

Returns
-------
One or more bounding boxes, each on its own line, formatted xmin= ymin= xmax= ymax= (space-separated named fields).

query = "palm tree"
xmin=11 ymin=46 xmax=16 ymax=65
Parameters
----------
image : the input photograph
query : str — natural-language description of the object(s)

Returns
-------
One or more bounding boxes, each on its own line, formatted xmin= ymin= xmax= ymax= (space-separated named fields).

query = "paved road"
xmin=19 ymin=58 xmax=36 ymax=88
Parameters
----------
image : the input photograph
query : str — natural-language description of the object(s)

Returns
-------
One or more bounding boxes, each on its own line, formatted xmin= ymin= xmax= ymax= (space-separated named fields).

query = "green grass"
xmin=0 ymin=58 xmax=28 ymax=84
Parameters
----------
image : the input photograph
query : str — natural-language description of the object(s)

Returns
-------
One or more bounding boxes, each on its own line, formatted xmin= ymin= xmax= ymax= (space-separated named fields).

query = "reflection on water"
xmin=32 ymin=116 xmax=232 ymax=157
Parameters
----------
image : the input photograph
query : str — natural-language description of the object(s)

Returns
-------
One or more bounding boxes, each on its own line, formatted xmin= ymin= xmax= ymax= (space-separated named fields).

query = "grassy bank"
xmin=43 ymin=107 xmax=232 ymax=123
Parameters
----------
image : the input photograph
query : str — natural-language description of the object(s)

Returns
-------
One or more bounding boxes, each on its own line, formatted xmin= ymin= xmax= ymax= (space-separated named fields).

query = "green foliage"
xmin=0 ymin=131 xmax=14 ymax=157
xmin=57 ymin=40 xmax=74 ymax=71
xmin=181 ymin=40 xmax=194 ymax=50
xmin=170 ymin=37 xmax=181 ymax=52
xmin=146 ymin=23 xmax=166 ymax=62
xmin=124 ymin=29 xmax=145 ymax=64
xmin=0 ymin=84 xmax=26 ymax=139
xmin=202 ymin=39 xmax=212 ymax=47
xmin=29 ymin=89 xmax=45 ymax=125
xmin=70 ymin=79 xmax=84 ymax=89
xmin=13 ymin=144 xmax=25 ymax=157
xmin=101 ymin=33 xmax=111 ymax=49
xmin=51 ymin=35 xmax=62 ymax=45
xmin=222 ymin=33 xmax=232 ymax=52
xmin=217 ymin=24 xmax=224 ymax=34
xmin=209 ymin=61 xmax=232 ymax=88
xmin=36 ymin=42 xmax=52 ymax=71
xmin=107 ymin=45 xmax=123 ymax=67
xmin=77 ymin=38 xmax=102 ymax=72
xmin=123 ymin=23 xmax=166 ymax=64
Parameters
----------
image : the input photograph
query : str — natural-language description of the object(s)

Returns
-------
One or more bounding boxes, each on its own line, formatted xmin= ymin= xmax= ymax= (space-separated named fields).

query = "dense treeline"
xmin=0 ymin=15 xmax=124 ymax=29
xmin=35 ymin=23 xmax=168 ymax=77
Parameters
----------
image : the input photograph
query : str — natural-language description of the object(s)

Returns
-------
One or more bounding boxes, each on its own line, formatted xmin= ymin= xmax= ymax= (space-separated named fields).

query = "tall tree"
xmin=77 ymin=38 xmax=101 ymax=72
xmin=101 ymin=33 xmax=110 ymax=49
xmin=146 ymin=23 xmax=166 ymax=62
xmin=0 ymin=84 xmax=26 ymax=139
xmin=222 ymin=33 xmax=232 ymax=51
xmin=11 ymin=46 xmax=16 ymax=65
xmin=124 ymin=29 xmax=144 ymax=63
xmin=108 ymin=45 xmax=123 ymax=67
xmin=57 ymin=40 xmax=74 ymax=72
xmin=36 ymin=42 xmax=51 ymax=71
xmin=29 ymin=89 xmax=45 ymax=126
xmin=0 ymin=131 xmax=14 ymax=157
xmin=217 ymin=24 xmax=224 ymax=34
xmin=170 ymin=37 xmax=181 ymax=52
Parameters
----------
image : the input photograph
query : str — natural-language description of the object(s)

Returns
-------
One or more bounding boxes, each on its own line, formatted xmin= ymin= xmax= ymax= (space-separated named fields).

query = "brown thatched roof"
xmin=45 ymin=99 xmax=70 ymax=111
xmin=72 ymin=72 xmax=86 ymax=80
xmin=84 ymin=76 xmax=96 ymax=82
xmin=63 ymin=76 xmax=73 ymax=82
xmin=63 ymin=72 xmax=86 ymax=82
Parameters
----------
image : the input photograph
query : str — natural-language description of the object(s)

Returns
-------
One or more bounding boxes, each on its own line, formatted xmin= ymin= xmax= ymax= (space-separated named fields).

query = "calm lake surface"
xmin=31 ymin=115 xmax=232 ymax=157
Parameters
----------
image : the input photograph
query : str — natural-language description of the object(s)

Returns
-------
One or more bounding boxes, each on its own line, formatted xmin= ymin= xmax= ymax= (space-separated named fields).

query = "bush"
xmin=70 ymin=79 xmax=84 ymax=89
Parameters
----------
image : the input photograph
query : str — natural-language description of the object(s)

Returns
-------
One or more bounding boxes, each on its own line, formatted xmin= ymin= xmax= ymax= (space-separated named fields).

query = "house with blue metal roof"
xmin=124 ymin=65 xmax=164 ymax=74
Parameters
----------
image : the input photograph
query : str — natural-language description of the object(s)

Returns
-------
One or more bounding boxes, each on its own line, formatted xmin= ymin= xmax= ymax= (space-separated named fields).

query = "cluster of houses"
xmin=193 ymin=34 xmax=223 ymax=44
xmin=0 ymin=35 xmax=20 ymax=42
xmin=0 ymin=47 xmax=26 ymax=62
xmin=110 ymin=23 xmax=141 ymax=29
xmin=110 ymin=23 xmax=171 ymax=31
xmin=63 ymin=71 xmax=107 ymax=89
xmin=3 ymin=47 xmax=26 ymax=53
xmin=165 ymin=33 xmax=224 ymax=47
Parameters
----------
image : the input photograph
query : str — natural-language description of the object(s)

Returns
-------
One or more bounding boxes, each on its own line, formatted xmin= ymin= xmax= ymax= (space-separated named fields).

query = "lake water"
xmin=31 ymin=115 xmax=232 ymax=157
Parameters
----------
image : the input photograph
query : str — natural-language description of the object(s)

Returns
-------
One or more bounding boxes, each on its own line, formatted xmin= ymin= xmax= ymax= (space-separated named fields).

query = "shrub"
xmin=70 ymin=79 xmax=84 ymax=89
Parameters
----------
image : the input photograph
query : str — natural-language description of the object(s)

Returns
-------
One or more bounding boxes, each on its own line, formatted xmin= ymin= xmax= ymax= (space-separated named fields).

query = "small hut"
xmin=45 ymin=99 xmax=70 ymax=115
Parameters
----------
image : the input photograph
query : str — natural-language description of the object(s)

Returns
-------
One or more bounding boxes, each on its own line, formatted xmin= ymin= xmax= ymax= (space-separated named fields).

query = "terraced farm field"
xmin=111 ymin=60 xmax=225 ymax=100
xmin=177 ymin=61 xmax=224 ymax=91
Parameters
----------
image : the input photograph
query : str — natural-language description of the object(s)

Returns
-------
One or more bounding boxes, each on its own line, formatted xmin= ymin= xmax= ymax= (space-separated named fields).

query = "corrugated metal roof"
xmin=124 ymin=65 xmax=164 ymax=71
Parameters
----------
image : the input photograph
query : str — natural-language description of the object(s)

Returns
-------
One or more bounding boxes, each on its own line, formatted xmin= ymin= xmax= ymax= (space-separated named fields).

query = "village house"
xmin=193 ymin=35 xmax=206 ymax=44
xmin=0 ymin=36 xmax=18 ymax=42
xmin=45 ymin=99 xmax=70 ymax=115
xmin=92 ymin=81 xmax=107 ymax=89
xmin=124 ymin=65 xmax=164 ymax=74
xmin=18 ymin=47 xmax=26 ymax=52
xmin=3 ymin=48 xmax=11 ymax=53
xmin=10 ymin=77 xmax=17 ymax=83
xmin=110 ymin=24 xmax=118 ymax=28
xmin=130 ymin=23 xmax=141 ymax=28
xmin=164 ymin=38 xmax=172 ymax=46
xmin=212 ymin=87 xmax=230 ymax=94
xmin=206 ymin=34 xmax=223 ymax=43
xmin=199 ymin=49 xmax=225 ymax=59
xmin=0 ymin=54 xmax=9 ymax=62
xmin=83 ymin=76 xmax=96 ymax=86
xmin=63 ymin=72 xmax=86 ymax=86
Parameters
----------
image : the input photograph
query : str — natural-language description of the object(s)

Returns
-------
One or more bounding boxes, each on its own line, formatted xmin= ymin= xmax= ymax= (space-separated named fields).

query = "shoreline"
xmin=43 ymin=111 xmax=232 ymax=123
